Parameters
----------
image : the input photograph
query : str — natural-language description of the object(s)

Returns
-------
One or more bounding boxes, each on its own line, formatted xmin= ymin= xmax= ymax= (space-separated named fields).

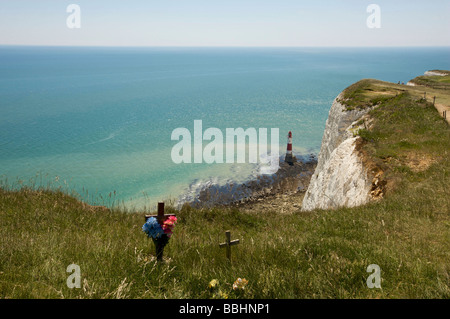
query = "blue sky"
xmin=0 ymin=0 xmax=449 ymax=47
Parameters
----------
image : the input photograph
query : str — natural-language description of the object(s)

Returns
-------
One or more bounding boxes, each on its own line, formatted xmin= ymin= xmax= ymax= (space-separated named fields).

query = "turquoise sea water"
xmin=1 ymin=46 xmax=449 ymax=209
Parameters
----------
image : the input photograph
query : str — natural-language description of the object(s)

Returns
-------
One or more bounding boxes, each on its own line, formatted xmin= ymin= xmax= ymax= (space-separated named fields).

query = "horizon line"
xmin=1 ymin=44 xmax=450 ymax=49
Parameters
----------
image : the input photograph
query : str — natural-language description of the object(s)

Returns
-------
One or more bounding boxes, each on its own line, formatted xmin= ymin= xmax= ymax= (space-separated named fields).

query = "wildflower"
xmin=162 ymin=216 xmax=178 ymax=237
xmin=232 ymin=278 xmax=249 ymax=290
xmin=208 ymin=279 xmax=219 ymax=289
xmin=142 ymin=217 xmax=164 ymax=239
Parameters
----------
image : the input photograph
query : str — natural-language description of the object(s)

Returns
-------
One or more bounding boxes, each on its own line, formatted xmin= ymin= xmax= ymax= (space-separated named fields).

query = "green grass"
xmin=338 ymin=79 xmax=406 ymax=110
xmin=339 ymin=72 xmax=450 ymax=111
xmin=1 ymin=79 xmax=449 ymax=299
xmin=410 ymin=76 xmax=450 ymax=90
xmin=409 ymin=70 xmax=450 ymax=90
xmin=357 ymin=92 xmax=447 ymax=161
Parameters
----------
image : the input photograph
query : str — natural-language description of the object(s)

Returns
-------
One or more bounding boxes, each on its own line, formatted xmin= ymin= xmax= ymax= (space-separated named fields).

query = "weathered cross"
xmin=219 ymin=230 xmax=240 ymax=262
xmin=144 ymin=202 xmax=176 ymax=224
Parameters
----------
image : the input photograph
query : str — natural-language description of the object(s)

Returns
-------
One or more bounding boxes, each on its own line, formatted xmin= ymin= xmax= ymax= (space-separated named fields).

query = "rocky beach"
xmin=186 ymin=154 xmax=317 ymax=208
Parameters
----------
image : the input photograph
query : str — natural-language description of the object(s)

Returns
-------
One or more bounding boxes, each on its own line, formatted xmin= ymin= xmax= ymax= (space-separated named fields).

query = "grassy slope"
xmin=340 ymin=72 xmax=450 ymax=110
xmin=409 ymin=71 xmax=450 ymax=91
xmin=1 ymin=77 xmax=449 ymax=299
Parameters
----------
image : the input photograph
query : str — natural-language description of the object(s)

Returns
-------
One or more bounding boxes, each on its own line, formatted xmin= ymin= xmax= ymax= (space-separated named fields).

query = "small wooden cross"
xmin=219 ymin=230 xmax=240 ymax=262
xmin=144 ymin=202 xmax=176 ymax=224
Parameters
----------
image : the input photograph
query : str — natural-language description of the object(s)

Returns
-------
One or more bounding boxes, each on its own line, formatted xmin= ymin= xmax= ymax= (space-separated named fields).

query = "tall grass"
xmin=1 ymin=174 xmax=448 ymax=299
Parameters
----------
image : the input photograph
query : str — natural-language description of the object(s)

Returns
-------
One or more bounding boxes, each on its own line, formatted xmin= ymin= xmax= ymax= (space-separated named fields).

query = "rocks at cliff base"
xmin=186 ymin=156 xmax=317 ymax=208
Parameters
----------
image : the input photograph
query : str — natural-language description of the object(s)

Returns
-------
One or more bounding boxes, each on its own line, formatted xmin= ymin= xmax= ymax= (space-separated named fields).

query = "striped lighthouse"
xmin=285 ymin=131 xmax=295 ymax=165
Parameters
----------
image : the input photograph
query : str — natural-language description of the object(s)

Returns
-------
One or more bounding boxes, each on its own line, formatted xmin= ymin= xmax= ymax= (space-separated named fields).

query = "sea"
xmin=1 ymin=46 xmax=449 ymax=210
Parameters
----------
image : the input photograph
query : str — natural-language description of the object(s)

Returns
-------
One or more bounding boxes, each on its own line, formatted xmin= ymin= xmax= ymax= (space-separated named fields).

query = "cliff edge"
xmin=302 ymin=71 xmax=450 ymax=211
xmin=302 ymin=91 xmax=378 ymax=211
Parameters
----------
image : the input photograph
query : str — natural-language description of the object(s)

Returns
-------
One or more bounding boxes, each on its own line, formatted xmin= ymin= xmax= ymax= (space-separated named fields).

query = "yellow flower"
xmin=208 ymin=279 xmax=219 ymax=289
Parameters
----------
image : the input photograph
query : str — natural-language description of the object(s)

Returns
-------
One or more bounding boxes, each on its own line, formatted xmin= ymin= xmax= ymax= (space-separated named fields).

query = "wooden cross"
xmin=144 ymin=202 xmax=176 ymax=262
xmin=144 ymin=202 xmax=176 ymax=224
xmin=219 ymin=230 xmax=240 ymax=261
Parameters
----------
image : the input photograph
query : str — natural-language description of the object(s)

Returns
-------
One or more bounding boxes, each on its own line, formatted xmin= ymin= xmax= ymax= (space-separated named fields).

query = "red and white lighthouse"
xmin=285 ymin=131 xmax=295 ymax=165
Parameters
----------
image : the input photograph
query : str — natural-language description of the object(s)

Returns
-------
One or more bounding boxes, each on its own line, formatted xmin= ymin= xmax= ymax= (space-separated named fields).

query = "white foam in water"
xmin=87 ymin=129 xmax=123 ymax=145
xmin=174 ymin=153 xmax=287 ymax=208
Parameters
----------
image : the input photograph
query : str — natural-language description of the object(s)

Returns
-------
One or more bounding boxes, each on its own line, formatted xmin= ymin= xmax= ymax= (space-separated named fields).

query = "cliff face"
xmin=302 ymin=94 xmax=375 ymax=211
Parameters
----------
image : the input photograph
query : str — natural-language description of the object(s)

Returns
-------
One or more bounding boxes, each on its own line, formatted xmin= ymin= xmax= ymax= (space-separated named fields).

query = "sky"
xmin=0 ymin=0 xmax=449 ymax=47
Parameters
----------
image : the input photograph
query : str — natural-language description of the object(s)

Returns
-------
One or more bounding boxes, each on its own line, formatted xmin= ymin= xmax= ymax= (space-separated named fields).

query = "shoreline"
xmin=184 ymin=154 xmax=318 ymax=209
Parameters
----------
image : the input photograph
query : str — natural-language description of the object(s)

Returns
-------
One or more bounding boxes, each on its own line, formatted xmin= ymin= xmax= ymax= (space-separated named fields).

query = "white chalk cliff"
xmin=302 ymin=94 xmax=376 ymax=211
